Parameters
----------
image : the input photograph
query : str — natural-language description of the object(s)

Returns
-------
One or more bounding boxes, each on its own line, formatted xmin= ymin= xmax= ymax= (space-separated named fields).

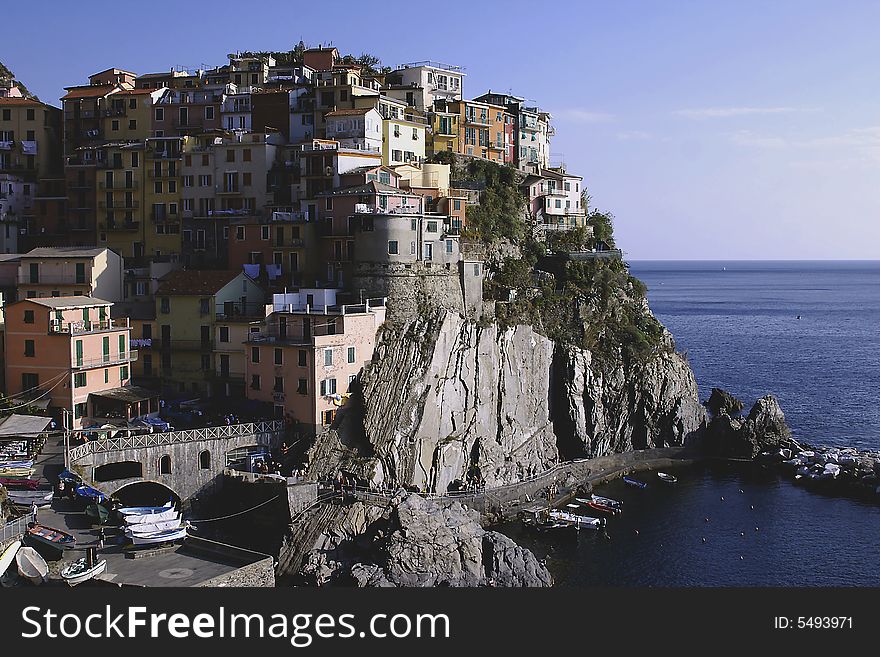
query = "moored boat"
xmin=118 ymin=500 xmax=174 ymax=516
xmin=657 ymin=472 xmax=678 ymax=484
xmin=61 ymin=557 xmax=107 ymax=586
xmin=74 ymin=484 xmax=106 ymax=504
xmin=548 ymin=509 xmax=606 ymax=530
xmin=584 ymin=500 xmax=620 ymax=516
xmin=623 ymin=476 xmax=647 ymax=489
xmin=129 ymin=526 xmax=187 ymax=546
xmin=27 ymin=523 xmax=77 ymax=550
xmin=124 ymin=518 xmax=183 ymax=535
xmin=0 ymin=540 xmax=21 ymax=577
xmin=15 ymin=546 xmax=48 ymax=585
xmin=8 ymin=490 xmax=54 ymax=506
xmin=124 ymin=509 xmax=178 ymax=525
xmin=0 ymin=477 xmax=42 ymax=490
xmin=590 ymin=494 xmax=623 ymax=509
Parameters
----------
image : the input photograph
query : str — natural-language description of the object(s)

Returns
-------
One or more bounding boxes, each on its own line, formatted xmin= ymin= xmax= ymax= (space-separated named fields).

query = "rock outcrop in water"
xmin=299 ymin=493 xmax=552 ymax=587
xmin=699 ymin=394 xmax=793 ymax=458
xmin=705 ymin=387 xmax=745 ymax=418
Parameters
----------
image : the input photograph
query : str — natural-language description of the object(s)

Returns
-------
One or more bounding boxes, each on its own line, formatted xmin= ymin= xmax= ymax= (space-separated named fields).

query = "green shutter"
xmin=119 ymin=334 xmax=125 ymax=354
xmin=102 ymin=336 xmax=110 ymax=363
xmin=75 ymin=340 xmax=83 ymax=367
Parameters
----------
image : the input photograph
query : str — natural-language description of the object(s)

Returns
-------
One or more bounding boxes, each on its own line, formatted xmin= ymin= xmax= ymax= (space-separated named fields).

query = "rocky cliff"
xmin=306 ymin=306 xmax=707 ymax=494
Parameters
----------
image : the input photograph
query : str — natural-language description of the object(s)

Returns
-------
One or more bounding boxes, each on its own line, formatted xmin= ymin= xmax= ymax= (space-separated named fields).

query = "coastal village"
xmin=2 ymin=44 xmax=877 ymax=589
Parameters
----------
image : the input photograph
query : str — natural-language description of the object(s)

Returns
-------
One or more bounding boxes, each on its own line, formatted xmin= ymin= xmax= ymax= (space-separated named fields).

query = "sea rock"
xmin=704 ymin=388 xmax=745 ymax=418
xmin=700 ymin=395 xmax=793 ymax=458
xmin=298 ymin=494 xmax=552 ymax=587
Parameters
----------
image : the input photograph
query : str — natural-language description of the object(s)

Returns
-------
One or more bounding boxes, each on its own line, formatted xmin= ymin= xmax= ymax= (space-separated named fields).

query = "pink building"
xmin=245 ymin=291 xmax=386 ymax=435
xmin=3 ymin=296 xmax=154 ymax=428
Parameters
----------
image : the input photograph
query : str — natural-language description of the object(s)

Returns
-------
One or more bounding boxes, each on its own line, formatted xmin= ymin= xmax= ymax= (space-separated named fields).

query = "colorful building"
xmin=381 ymin=116 xmax=426 ymax=167
xmin=17 ymin=247 xmax=123 ymax=301
xmin=324 ymin=108 xmax=382 ymax=153
xmin=385 ymin=62 xmax=465 ymax=111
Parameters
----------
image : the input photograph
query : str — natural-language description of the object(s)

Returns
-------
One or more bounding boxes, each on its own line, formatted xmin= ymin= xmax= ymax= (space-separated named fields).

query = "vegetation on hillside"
xmin=234 ymin=44 xmax=390 ymax=76
xmin=0 ymin=60 xmax=35 ymax=99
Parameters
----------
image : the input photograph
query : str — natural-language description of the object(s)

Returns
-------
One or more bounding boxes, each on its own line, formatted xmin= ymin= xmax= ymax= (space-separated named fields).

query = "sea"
xmin=499 ymin=261 xmax=880 ymax=586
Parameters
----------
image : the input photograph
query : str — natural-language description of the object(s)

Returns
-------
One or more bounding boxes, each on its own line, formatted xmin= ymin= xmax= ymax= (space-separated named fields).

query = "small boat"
xmin=74 ymin=484 xmax=106 ymax=504
xmin=124 ymin=519 xmax=183 ymax=535
xmin=584 ymin=500 xmax=620 ymax=516
xmin=16 ymin=546 xmax=48 ymax=585
xmin=0 ymin=540 xmax=21 ymax=577
xmin=8 ymin=490 xmax=54 ymax=506
xmin=27 ymin=523 xmax=77 ymax=550
xmin=590 ymin=494 xmax=623 ymax=509
xmin=129 ymin=526 xmax=187 ymax=546
xmin=0 ymin=477 xmax=42 ymax=490
xmin=61 ymin=557 xmax=107 ymax=586
xmin=657 ymin=472 xmax=678 ymax=484
xmin=623 ymin=476 xmax=647 ymax=489
xmin=124 ymin=509 xmax=178 ymax=525
xmin=118 ymin=500 xmax=174 ymax=516
xmin=548 ymin=509 xmax=605 ymax=530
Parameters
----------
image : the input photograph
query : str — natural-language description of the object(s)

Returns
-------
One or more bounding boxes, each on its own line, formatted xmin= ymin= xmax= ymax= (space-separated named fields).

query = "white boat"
xmin=0 ymin=540 xmax=21 ymax=577
xmin=118 ymin=500 xmax=174 ymax=516
xmin=130 ymin=526 xmax=188 ymax=545
xmin=657 ymin=472 xmax=678 ymax=484
xmin=590 ymin=494 xmax=623 ymax=509
xmin=61 ymin=557 xmax=107 ymax=586
xmin=548 ymin=509 xmax=605 ymax=530
xmin=124 ymin=509 xmax=178 ymax=524
xmin=15 ymin=546 xmax=48 ymax=585
xmin=124 ymin=519 xmax=183 ymax=535
xmin=8 ymin=490 xmax=54 ymax=506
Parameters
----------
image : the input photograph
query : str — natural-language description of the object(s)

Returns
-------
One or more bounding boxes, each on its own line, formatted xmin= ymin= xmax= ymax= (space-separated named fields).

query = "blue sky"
xmin=4 ymin=0 xmax=879 ymax=259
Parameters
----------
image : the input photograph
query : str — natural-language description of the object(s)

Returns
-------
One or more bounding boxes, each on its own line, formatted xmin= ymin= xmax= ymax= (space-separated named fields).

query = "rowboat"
xmin=0 ymin=540 xmax=21 ymax=577
xmin=129 ymin=526 xmax=187 ymax=546
xmin=590 ymin=494 xmax=623 ymax=509
xmin=27 ymin=523 xmax=77 ymax=550
xmin=623 ymin=476 xmax=647 ymax=489
xmin=0 ymin=477 xmax=42 ymax=490
xmin=8 ymin=490 xmax=54 ymax=506
xmin=61 ymin=557 xmax=107 ymax=586
xmin=548 ymin=509 xmax=605 ymax=530
xmin=0 ymin=460 xmax=34 ymax=469
xmin=124 ymin=509 xmax=178 ymax=525
xmin=118 ymin=500 xmax=174 ymax=516
xmin=584 ymin=500 xmax=620 ymax=516
xmin=657 ymin=472 xmax=678 ymax=484
xmin=124 ymin=519 xmax=183 ymax=536
xmin=16 ymin=546 xmax=48 ymax=585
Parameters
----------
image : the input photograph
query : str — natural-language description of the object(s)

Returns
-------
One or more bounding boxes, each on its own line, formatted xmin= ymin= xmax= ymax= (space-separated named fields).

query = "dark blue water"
xmin=501 ymin=261 xmax=880 ymax=586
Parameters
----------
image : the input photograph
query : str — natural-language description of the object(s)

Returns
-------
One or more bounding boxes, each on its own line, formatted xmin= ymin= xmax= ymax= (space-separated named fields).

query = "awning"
xmin=89 ymin=386 xmax=159 ymax=405
xmin=0 ymin=414 xmax=52 ymax=438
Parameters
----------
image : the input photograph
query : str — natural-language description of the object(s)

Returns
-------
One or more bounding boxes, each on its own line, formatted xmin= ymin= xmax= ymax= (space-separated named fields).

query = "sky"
xmin=3 ymin=0 xmax=879 ymax=259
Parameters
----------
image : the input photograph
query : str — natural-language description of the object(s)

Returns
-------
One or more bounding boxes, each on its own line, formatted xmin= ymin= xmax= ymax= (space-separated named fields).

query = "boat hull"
xmin=61 ymin=559 xmax=107 ymax=586
xmin=27 ymin=524 xmax=77 ymax=550
xmin=623 ymin=476 xmax=647 ymax=489
xmin=8 ymin=490 xmax=54 ymax=506
xmin=124 ymin=519 xmax=182 ymax=535
xmin=0 ymin=540 xmax=21 ymax=577
xmin=124 ymin=509 xmax=178 ymax=524
xmin=15 ymin=547 xmax=48 ymax=585
xmin=130 ymin=527 xmax=187 ymax=545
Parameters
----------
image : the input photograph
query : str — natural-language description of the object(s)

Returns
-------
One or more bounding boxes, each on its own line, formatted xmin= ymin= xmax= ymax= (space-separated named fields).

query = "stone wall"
xmin=350 ymin=261 xmax=464 ymax=323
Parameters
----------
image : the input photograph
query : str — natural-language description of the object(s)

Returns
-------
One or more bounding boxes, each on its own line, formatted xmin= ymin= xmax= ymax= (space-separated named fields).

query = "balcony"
xmin=19 ymin=272 xmax=92 ymax=286
xmin=465 ymin=115 xmax=492 ymax=127
xmin=98 ymin=180 xmax=139 ymax=190
xmin=151 ymin=339 xmax=214 ymax=351
xmin=98 ymin=199 xmax=139 ymax=210
xmin=101 ymin=108 xmax=127 ymax=117
xmin=72 ymin=350 xmax=138 ymax=371
xmin=49 ymin=317 xmax=129 ymax=335
xmin=215 ymin=186 xmax=241 ymax=195
xmin=100 ymin=220 xmax=140 ymax=231
xmin=96 ymin=160 xmax=123 ymax=170
xmin=147 ymin=169 xmax=178 ymax=179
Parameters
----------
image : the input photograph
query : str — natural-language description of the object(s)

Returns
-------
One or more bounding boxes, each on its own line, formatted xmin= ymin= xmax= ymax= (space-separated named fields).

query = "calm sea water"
xmin=500 ymin=261 xmax=880 ymax=586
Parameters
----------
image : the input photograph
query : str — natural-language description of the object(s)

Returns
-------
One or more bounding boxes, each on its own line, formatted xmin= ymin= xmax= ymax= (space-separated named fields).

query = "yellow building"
xmin=100 ymin=88 xmax=163 ymax=142
xmin=96 ymin=142 xmax=146 ymax=259
xmin=381 ymin=116 xmax=426 ymax=167
xmin=0 ymin=96 xmax=63 ymax=182
xmin=427 ymin=109 xmax=459 ymax=156
xmin=144 ymin=136 xmax=184 ymax=258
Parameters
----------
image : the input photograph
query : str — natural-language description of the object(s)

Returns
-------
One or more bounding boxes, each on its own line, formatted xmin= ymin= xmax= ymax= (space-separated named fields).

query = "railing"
xmin=100 ymin=220 xmax=140 ymax=231
xmin=49 ymin=318 xmax=128 ymax=335
xmin=150 ymin=339 xmax=214 ymax=351
xmin=18 ymin=272 xmax=93 ymax=286
xmin=0 ymin=516 xmax=31 ymax=548
xmin=67 ymin=420 xmax=286 ymax=462
xmin=98 ymin=180 xmax=139 ymax=190
xmin=73 ymin=350 xmax=138 ymax=370
xmin=98 ymin=199 xmax=139 ymax=209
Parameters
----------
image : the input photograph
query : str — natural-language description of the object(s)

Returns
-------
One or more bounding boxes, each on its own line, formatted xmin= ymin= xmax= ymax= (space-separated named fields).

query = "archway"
xmin=94 ymin=460 xmax=143 ymax=482
xmin=113 ymin=481 xmax=180 ymax=507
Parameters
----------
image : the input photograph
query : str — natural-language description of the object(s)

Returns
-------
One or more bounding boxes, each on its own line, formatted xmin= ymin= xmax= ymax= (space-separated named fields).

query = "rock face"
xmin=704 ymin=387 xmax=745 ymax=418
xmin=300 ymin=494 xmax=552 ymax=587
xmin=307 ymin=310 xmax=707 ymax=493
xmin=700 ymin=395 xmax=793 ymax=458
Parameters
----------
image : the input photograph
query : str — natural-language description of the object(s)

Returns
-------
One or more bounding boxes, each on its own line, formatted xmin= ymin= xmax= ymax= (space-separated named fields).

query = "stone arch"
xmin=111 ymin=480 xmax=180 ymax=507
xmin=94 ymin=460 xmax=143 ymax=482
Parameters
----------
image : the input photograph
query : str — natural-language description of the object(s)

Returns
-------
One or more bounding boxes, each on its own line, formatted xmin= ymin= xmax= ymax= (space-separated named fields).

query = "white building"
xmin=324 ymin=108 xmax=383 ymax=153
xmin=386 ymin=62 xmax=465 ymax=111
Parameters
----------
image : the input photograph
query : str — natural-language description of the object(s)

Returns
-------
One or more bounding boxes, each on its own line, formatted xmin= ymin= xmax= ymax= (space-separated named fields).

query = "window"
xmin=22 ymin=373 xmax=38 ymax=392
xmin=446 ymin=239 xmax=454 ymax=253
xmin=427 ymin=221 xmax=438 ymax=233
xmin=243 ymin=148 xmax=251 ymax=162
xmin=24 ymin=310 xmax=34 ymax=324
xmin=236 ymin=226 xmax=245 ymax=240
xmin=205 ymin=106 xmax=214 ymax=120
xmin=154 ymin=181 xmax=163 ymax=194
xmin=347 ymin=346 xmax=356 ymax=364
xmin=219 ymin=326 xmax=229 ymax=343
xmin=199 ymin=174 xmax=211 ymax=187
xmin=128 ymin=120 xmax=137 ymax=130
xmin=251 ymin=346 xmax=260 ymax=363
xmin=274 ymin=377 xmax=284 ymax=393
xmin=24 ymin=340 xmax=34 ymax=357
xmin=243 ymin=172 xmax=252 ymax=186
xmin=261 ymin=225 xmax=270 ymax=240
xmin=199 ymin=450 xmax=210 ymax=469
xmin=274 ymin=348 xmax=283 ymax=365
xmin=410 ymin=241 xmax=416 ymax=255
xmin=158 ymin=455 xmax=172 ymax=475
xmin=454 ymin=199 xmax=461 ymax=211
xmin=325 ymin=197 xmax=333 ymax=211
xmin=26 ymin=108 xmax=35 ymax=121
xmin=104 ymin=369 xmax=109 ymax=384
xmin=298 ymin=350 xmax=307 ymax=367
xmin=473 ymin=263 xmax=481 ymax=276
xmin=226 ymin=149 xmax=235 ymax=163
xmin=111 ymin=120 xmax=119 ymax=131
xmin=200 ymin=354 xmax=210 ymax=371
xmin=155 ymin=108 xmax=164 ymax=121
xmin=74 ymin=373 xmax=87 ymax=388
xmin=120 ymin=365 xmax=129 ymax=380
xmin=160 ymin=297 xmax=170 ymax=313
xmin=251 ymin=374 xmax=261 ymax=390
xmin=349 ymin=374 xmax=357 ymax=386
xmin=322 ymin=409 xmax=335 ymax=425
xmin=75 ymin=402 xmax=88 ymax=419
xmin=199 ymin=298 xmax=210 ymax=315
xmin=324 ymin=348 xmax=333 ymax=367
xmin=320 ymin=378 xmax=337 ymax=396
xmin=1 ymin=109 xmax=9 ymax=121
xmin=297 ymin=378 xmax=307 ymax=394
xmin=388 ymin=240 xmax=399 ymax=255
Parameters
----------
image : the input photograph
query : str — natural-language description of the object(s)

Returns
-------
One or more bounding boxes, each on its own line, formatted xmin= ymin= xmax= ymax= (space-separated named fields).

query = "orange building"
xmin=3 ymin=296 xmax=150 ymax=428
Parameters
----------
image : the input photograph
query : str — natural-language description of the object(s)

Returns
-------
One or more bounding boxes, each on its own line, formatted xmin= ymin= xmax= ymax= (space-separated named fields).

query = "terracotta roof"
xmin=61 ymin=85 xmax=118 ymax=100
xmin=155 ymin=269 xmax=243 ymax=296
xmin=324 ymin=108 xmax=374 ymax=117
xmin=0 ymin=97 xmax=44 ymax=107
xmin=23 ymin=296 xmax=112 ymax=310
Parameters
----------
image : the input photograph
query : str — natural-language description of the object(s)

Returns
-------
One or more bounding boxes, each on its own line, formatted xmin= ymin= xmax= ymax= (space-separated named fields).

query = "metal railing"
xmin=67 ymin=420 xmax=286 ymax=462
xmin=49 ymin=318 xmax=128 ymax=335
xmin=0 ymin=516 xmax=30 ymax=547
xmin=73 ymin=350 xmax=138 ymax=370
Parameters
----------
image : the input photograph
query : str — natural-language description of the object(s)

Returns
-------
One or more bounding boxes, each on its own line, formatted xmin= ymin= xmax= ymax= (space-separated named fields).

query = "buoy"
xmin=755 ymin=527 xmax=759 ymax=532
xmin=702 ymin=537 xmax=707 ymax=543
xmin=720 ymin=496 xmax=724 ymax=501
xmin=740 ymin=532 xmax=744 ymax=536
xmin=705 ymin=517 xmax=710 ymax=522
xmin=750 ymin=505 xmax=754 ymax=510
xmin=634 ymin=529 xmax=639 ymax=535
xmin=740 ymin=555 xmax=744 ymax=560
xmin=739 ymin=489 xmax=744 ymax=494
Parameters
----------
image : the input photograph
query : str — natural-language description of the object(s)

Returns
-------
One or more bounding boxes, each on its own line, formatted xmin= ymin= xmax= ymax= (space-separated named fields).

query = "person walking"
xmin=31 ymin=501 xmax=38 ymax=525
